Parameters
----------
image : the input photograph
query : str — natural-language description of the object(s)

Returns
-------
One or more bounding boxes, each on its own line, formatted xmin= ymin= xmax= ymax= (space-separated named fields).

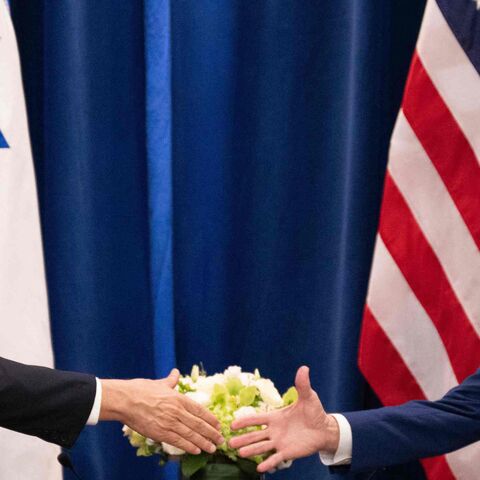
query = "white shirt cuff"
xmin=86 ymin=378 xmax=102 ymax=426
xmin=319 ymin=414 xmax=352 ymax=466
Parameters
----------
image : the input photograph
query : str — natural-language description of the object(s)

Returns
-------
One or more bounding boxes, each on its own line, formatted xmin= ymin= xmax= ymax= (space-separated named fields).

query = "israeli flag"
xmin=0 ymin=3 xmax=61 ymax=479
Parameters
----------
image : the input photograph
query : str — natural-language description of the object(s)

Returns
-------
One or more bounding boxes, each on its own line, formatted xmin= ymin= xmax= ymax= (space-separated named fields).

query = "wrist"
xmin=99 ymin=379 xmax=134 ymax=423
xmin=321 ymin=414 xmax=340 ymax=454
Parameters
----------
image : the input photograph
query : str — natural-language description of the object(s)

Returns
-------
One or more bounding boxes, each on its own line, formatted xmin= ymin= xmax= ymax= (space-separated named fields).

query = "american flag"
xmin=358 ymin=1 xmax=480 ymax=479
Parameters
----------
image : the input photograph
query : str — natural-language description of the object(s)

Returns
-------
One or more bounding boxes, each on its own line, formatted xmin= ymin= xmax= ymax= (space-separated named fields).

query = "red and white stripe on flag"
xmin=359 ymin=1 xmax=480 ymax=479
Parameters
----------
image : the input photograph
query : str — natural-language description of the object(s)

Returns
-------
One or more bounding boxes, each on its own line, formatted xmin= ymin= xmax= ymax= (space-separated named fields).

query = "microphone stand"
xmin=57 ymin=452 xmax=82 ymax=480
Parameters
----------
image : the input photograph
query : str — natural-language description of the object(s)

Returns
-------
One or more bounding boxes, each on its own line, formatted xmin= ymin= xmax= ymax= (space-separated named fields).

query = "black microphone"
xmin=57 ymin=452 xmax=82 ymax=480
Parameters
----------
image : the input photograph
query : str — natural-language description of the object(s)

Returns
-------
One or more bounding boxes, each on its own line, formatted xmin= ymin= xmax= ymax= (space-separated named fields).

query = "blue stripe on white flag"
xmin=0 ymin=130 xmax=9 ymax=148
xmin=436 ymin=0 xmax=480 ymax=74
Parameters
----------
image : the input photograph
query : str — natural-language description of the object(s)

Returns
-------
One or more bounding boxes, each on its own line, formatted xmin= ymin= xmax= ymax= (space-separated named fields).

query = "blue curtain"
xmin=10 ymin=1 xmax=426 ymax=479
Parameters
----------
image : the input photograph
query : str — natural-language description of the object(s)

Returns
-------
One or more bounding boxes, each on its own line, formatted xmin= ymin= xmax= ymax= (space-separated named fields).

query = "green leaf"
xmin=178 ymin=380 xmax=195 ymax=394
xmin=238 ymin=386 xmax=258 ymax=406
xmin=211 ymin=384 xmax=228 ymax=404
xmin=181 ymin=453 xmax=209 ymax=478
xmin=282 ymin=386 xmax=298 ymax=406
xmin=128 ymin=431 xmax=146 ymax=448
xmin=225 ymin=377 xmax=243 ymax=395
xmin=236 ymin=458 xmax=259 ymax=475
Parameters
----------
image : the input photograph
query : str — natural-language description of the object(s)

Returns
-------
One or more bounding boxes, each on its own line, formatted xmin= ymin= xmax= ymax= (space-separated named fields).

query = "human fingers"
xmin=257 ymin=452 xmax=286 ymax=473
xmin=295 ymin=366 xmax=313 ymax=400
xmin=175 ymin=423 xmax=218 ymax=454
xmin=162 ymin=369 xmax=180 ymax=389
xmin=229 ymin=429 xmax=269 ymax=449
xmin=231 ymin=414 xmax=271 ymax=431
xmin=181 ymin=410 xmax=224 ymax=445
xmin=180 ymin=396 xmax=221 ymax=430
xmin=162 ymin=431 xmax=202 ymax=455
xmin=239 ymin=440 xmax=275 ymax=458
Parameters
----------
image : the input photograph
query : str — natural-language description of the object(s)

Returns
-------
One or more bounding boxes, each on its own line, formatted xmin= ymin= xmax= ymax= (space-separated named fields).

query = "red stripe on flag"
xmin=421 ymin=456 xmax=457 ymax=480
xmin=359 ymin=306 xmax=426 ymax=405
xmin=359 ymin=307 xmax=456 ymax=480
xmin=379 ymin=173 xmax=480 ymax=382
xmin=403 ymin=53 xmax=480 ymax=250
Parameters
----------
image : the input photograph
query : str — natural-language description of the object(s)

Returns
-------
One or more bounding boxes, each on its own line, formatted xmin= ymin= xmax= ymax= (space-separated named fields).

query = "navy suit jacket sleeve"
xmin=343 ymin=369 xmax=480 ymax=473
xmin=0 ymin=356 xmax=96 ymax=448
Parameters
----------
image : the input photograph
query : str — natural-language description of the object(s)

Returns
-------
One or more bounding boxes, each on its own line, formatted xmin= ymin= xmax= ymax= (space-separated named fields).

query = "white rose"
xmin=233 ymin=406 xmax=257 ymax=420
xmin=255 ymin=379 xmax=283 ymax=408
xmin=239 ymin=372 xmax=255 ymax=386
xmin=162 ymin=442 xmax=185 ymax=456
xmin=185 ymin=390 xmax=211 ymax=407
xmin=195 ymin=374 xmax=225 ymax=394
xmin=224 ymin=366 xmax=242 ymax=378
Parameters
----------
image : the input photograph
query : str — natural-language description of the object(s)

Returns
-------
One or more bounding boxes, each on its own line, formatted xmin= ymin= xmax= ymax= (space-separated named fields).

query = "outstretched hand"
xmin=100 ymin=369 xmax=224 ymax=455
xmin=229 ymin=366 xmax=339 ymax=473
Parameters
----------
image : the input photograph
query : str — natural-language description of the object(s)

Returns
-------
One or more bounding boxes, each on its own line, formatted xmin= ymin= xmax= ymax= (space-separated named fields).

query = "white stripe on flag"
xmin=417 ymin=0 xmax=480 ymax=165
xmin=389 ymin=112 xmax=480 ymax=336
xmin=0 ymin=2 xmax=61 ymax=479
xmin=446 ymin=440 xmax=480 ymax=480
xmin=367 ymin=236 xmax=457 ymax=400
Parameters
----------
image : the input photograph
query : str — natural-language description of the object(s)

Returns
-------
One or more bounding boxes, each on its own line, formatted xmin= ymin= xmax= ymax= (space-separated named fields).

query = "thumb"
xmin=164 ymin=368 xmax=180 ymax=389
xmin=295 ymin=366 xmax=313 ymax=400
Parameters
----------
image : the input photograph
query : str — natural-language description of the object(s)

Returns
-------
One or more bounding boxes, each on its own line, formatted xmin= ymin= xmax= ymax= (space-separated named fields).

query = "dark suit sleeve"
xmin=0 ymin=356 xmax=97 ymax=448
xmin=341 ymin=369 xmax=480 ymax=473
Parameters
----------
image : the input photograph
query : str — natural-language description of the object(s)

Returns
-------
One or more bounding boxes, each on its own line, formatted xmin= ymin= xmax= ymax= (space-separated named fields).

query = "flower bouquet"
xmin=123 ymin=366 xmax=297 ymax=479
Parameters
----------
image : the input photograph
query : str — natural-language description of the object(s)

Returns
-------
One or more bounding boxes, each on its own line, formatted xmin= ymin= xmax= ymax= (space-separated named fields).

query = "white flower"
xmin=162 ymin=442 xmax=185 ymax=456
xmin=255 ymin=379 xmax=283 ymax=407
xmin=257 ymin=401 xmax=273 ymax=413
xmin=181 ymin=377 xmax=195 ymax=387
xmin=233 ymin=406 xmax=257 ymax=420
xmin=195 ymin=374 xmax=225 ymax=394
xmin=185 ymin=390 xmax=211 ymax=407
xmin=122 ymin=425 xmax=132 ymax=436
xmin=239 ymin=372 xmax=255 ymax=386
xmin=224 ymin=366 xmax=242 ymax=378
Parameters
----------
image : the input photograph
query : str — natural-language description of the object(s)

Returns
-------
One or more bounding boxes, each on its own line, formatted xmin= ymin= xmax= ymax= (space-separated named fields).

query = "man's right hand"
xmin=100 ymin=369 xmax=224 ymax=455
